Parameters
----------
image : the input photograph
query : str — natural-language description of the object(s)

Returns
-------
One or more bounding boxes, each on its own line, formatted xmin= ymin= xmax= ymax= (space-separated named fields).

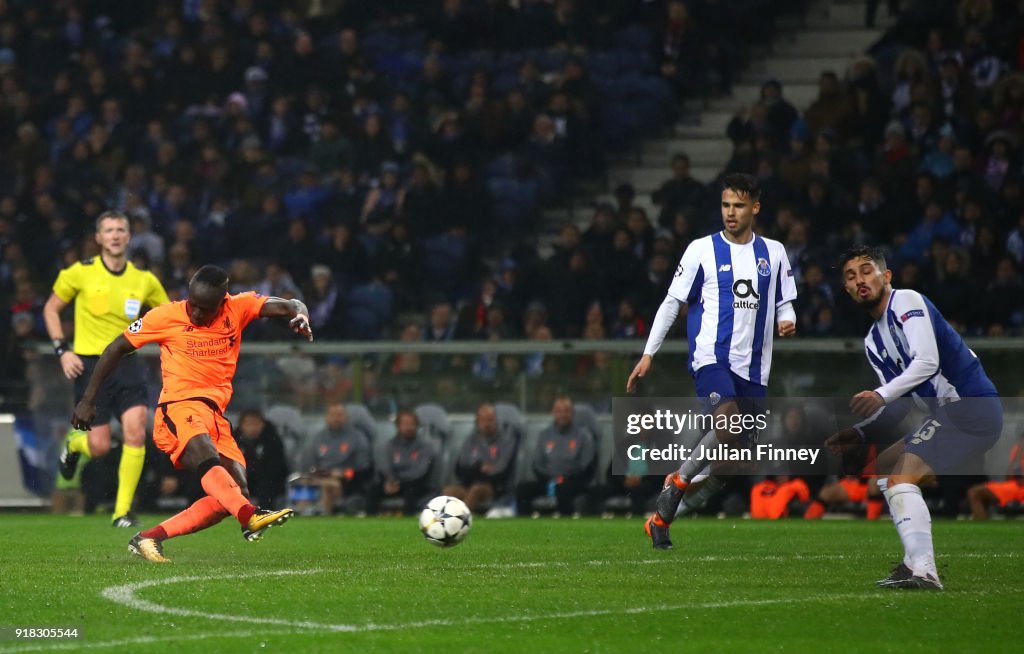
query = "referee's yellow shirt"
xmin=52 ymin=258 xmax=170 ymax=356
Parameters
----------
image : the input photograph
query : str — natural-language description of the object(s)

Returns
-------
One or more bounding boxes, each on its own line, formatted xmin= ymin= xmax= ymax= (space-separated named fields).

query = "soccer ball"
xmin=418 ymin=496 xmax=472 ymax=547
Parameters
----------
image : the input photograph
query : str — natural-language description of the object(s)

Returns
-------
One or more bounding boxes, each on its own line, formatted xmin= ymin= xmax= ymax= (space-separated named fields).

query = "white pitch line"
xmin=1 ymin=552 xmax=1018 ymax=653
xmin=100 ymin=568 xmax=873 ymax=633
xmin=2 ymin=577 xmax=883 ymax=654
xmin=0 ymin=629 xmax=296 ymax=653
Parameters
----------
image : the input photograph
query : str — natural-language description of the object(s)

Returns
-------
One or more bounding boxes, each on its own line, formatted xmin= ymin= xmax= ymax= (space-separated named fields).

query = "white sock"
xmin=677 ymin=475 xmax=726 ymax=517
xmin=883 ymin=483 xmax=938 ymax=579
xmin=678 ymin=431 xmax=719 ymax=482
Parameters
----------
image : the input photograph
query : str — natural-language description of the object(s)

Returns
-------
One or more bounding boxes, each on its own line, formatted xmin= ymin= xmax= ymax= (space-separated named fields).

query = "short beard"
xmin=857 ymin=291 xmax=884 ymax=311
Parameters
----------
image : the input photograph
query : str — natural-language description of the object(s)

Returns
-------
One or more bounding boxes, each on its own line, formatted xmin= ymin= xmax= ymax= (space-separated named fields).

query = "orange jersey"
xmin=123 ymin=292 xmax=267 ymax=411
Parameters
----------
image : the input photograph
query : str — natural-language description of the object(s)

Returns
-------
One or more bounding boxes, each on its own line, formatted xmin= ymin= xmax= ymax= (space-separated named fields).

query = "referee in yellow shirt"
xmin=43 ymin=210 xmax=169 ymax=527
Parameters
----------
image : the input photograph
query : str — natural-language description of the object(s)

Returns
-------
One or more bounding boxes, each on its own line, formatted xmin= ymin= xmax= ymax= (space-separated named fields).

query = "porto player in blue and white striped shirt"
xmin=628 ymin=173 xmax=798 ymax=549
xmin=828 ymin=246 xmax=1002 ymax=590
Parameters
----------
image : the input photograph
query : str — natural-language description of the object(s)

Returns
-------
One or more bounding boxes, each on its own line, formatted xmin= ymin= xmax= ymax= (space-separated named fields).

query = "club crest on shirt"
xmin=756 ymin=257 xmax=771 ymax=277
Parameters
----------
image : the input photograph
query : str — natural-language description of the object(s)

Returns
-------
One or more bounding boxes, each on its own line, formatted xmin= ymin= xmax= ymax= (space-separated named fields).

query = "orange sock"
xmin=804 ymin=500 xmax=826 ymax=520
xmin=200 ymin=465 xmax=256 ymax=526
xmin=159 ymin=496 xmax=230 ymax=539
xmin=866 ymin=499 xmax=884 ymax=520
xmin=651 ymin=513 xmax=670 ymax=528
xmin=665 ymin=472 xmax=688 ymax=491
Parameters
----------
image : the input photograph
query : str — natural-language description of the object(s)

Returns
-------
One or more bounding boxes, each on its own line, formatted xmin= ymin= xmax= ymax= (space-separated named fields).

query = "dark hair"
xmin=721 ymin=173 xmax=762 ymax=202
xmin=837 ymin=245 xmax=887 ymax=273
xmin=95 ymin=210 xmax=129 ymax=231
xmin=672 ymin=152 xmax=690 ymax=165
xmin=239 ymin=408 xmax=265 ymax=423
xmin=191 ymin=264 xmax=229 ymax=289
xmin=396 ymin=408 xmax=419 ymax=425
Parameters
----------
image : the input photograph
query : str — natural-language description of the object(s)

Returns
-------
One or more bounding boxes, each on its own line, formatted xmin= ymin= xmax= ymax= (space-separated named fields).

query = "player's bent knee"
xmin=89 ymin=438 xmax=111 ymax=457
xmin=122 ymin=429 xmax=146 ymax=447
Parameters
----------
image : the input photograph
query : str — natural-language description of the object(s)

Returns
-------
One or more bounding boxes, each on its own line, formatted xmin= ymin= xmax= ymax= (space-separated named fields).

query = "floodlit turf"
xmin=0 ymin=515 xmax=1020 ymax=653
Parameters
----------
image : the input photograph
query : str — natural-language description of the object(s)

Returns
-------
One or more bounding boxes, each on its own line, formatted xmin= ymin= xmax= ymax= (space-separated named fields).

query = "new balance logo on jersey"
xmin=718 ymin=264 xmax=731 ymax=272
xmin=732 ymin=279 xmax=760 ymax=309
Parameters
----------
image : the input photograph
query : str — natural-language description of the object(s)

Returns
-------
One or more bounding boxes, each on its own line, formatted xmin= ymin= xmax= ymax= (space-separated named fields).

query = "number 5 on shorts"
xmin=909 ymin=419 xmax=941 ymax=445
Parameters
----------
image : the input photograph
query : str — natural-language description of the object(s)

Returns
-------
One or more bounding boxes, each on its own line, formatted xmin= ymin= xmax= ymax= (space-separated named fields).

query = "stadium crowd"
xmin=2 ymin=1 xmax=1024 ymax=520
xmin=2 ymin=0 xmax=795 ymax=351
xmin=0 ymin=1 xmax=1021 ymax=355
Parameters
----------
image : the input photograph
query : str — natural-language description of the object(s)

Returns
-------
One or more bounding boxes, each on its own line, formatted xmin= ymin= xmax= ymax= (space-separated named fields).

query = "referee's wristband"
xmin=52 ymin=339 xmax=70 ymax=356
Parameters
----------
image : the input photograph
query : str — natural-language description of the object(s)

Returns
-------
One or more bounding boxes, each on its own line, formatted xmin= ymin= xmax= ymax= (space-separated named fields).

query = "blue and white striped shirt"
xmin=663 ymin=231 xmax=798 ymax=385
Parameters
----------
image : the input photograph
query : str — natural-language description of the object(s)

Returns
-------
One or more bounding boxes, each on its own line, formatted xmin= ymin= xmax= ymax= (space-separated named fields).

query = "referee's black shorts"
xmin=73 ymin=354 xmax=149 ymax=426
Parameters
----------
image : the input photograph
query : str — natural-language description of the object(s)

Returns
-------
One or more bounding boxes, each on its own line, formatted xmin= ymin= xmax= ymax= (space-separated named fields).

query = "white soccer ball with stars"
xmin=419 ymin=495 xmax=472 ymax=547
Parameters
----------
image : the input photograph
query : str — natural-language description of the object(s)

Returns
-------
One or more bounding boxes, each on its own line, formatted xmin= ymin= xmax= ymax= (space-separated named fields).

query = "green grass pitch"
xmin=0 ymin=515 xmax=1020 ymax=653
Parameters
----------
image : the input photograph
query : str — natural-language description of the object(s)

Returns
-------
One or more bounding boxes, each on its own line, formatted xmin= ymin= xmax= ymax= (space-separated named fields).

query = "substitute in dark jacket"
xmin=443 ymin=403 xmax=517 ymax=511
xmin=371 ymin=409 xmax=437 ymax=515
xmin=517 ymin=396 xmax=596 ymax=515
xmin=295 ymin=403 xmax=373 ymax=515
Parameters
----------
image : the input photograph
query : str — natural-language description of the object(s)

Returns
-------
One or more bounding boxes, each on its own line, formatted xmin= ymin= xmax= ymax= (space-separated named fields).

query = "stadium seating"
xmin=265 ymin=404 xmax=310 ymax=472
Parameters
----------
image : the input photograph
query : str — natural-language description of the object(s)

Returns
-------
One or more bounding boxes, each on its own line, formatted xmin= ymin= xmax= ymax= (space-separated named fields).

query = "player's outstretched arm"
xmin=71 ymin=334 xmax=137 ymax=430
xmin=260 ymin=297 xmax=314 ymax=341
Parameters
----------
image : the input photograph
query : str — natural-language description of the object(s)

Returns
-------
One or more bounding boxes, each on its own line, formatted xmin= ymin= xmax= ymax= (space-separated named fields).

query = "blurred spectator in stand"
xmin=652 ymin=153 xmax=705 ymax=228
xmin=610 ymin=297 xmax=647 ymax=339
xmin=760 ymin=79 xmax=799 ymax=151
xmin=303 ymin=264 xmax=344 ymax=339
xmin=929 ymin=248 xmax=977 ymax=332
xmin=796 ymin=262 xmax=836 ymax=336
xmin=257 ymin=262 xmax=304 ymax=301
xmin=983 ymin=257 xmax=1024 ymax=334
xmin=805 ymin=71 xmax=853 ymax=141
xmin=236 ymin=409 xmax=289 ymax=509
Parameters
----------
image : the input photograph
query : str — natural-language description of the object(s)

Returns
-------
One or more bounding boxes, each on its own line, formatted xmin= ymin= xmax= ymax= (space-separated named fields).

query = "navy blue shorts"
xmin=904 ymin=397 xmax=1003 ymax=474
xmin=693 ymin=363 xmax=767 ymax=416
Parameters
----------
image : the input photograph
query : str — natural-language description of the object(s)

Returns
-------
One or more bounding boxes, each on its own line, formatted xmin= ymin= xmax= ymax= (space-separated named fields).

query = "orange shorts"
xmin=838 ymin=477 xmax=869 ymax=503
xmin=153 ymin=400 xmax=245 ymax=469
xmin=985 ymin=480 xmax=1024 ymax=507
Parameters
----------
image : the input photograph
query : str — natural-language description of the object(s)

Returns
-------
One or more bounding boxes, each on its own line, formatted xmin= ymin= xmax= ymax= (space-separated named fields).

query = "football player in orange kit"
xmin=72 ymin=265 xmax=313 ymax=562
